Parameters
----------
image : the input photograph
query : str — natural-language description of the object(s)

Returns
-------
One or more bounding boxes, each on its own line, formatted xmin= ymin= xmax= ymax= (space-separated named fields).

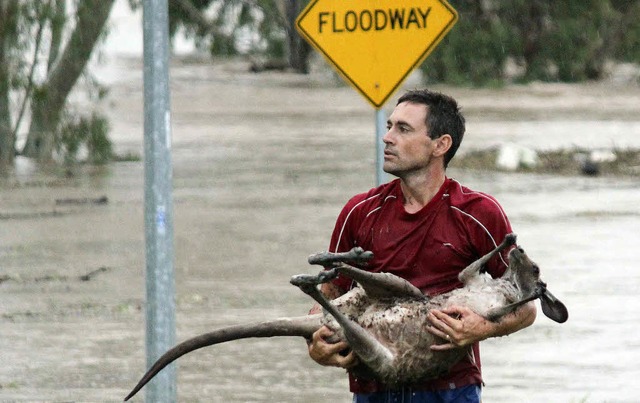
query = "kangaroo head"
xmin=508 ymin=246 xmax=568 ymax=324
xmin=508 ymin=246 xmax=540 ymax=297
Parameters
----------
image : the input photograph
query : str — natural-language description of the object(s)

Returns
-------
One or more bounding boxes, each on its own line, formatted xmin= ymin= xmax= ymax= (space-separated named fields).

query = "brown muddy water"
xmin=1 ymin=56 xmax=639 ymax=402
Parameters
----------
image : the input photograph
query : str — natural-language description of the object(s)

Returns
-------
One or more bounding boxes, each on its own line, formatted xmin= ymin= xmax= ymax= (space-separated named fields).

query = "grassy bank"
xmin=451 ymin=147 xmax=640 ymax=177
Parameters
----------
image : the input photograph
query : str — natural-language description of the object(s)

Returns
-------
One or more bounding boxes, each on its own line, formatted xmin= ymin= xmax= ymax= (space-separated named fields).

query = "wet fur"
xmin=125 ymin=234 xmax=567 ymax=400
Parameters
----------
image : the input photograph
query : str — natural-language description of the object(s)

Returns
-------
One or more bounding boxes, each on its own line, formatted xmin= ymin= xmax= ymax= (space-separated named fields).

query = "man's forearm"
xmin=428 ymin=301 xmax=537 ymax=350
xmin=488 ymin=301 xmax=537 ymax=338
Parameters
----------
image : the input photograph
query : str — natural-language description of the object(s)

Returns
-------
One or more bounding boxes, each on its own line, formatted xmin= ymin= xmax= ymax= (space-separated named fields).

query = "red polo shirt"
xmin=328 ymin=177 xmax=513 ymax=392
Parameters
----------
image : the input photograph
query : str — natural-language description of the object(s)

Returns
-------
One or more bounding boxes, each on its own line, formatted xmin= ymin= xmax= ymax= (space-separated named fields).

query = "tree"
xmin=589 ymin=0 xmax=640 ymax=76
xmin=168 ymin=0 xmax=311 ymax=73
xmin=422 ymin=0 xmax=640 ymax=85
xmin=420 ymin=0 xmax=514 ymax=86
xmin=0 ymin=1 xmax=21 ymax=166
xmin=282 ymin=0 xmax=311 ymax=73
xmin=22 ymin=0 xmax=116 ymax=161
xmin=168 ymin=0 xmax=639 ymax=84
xmin=0 ymin=0 xmax=116 ymax=167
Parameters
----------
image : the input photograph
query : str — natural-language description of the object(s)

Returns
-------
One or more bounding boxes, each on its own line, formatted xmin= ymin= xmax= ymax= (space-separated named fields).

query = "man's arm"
xmin=427 ymin=301 xmax=537 ymax=350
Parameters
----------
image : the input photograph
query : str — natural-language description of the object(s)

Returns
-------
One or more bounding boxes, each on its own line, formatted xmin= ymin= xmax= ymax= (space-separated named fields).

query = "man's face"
xmin=383 ymin=102 xmax=441 ymax=177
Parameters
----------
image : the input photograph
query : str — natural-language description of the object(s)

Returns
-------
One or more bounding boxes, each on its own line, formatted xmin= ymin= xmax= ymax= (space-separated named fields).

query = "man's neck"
xmin=399 ymin=170 xmax=446 ymax=214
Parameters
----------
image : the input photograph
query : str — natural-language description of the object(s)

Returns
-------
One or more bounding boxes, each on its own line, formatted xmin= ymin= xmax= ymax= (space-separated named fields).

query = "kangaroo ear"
xmin=540 ymin=289 xmax=569 ymax=323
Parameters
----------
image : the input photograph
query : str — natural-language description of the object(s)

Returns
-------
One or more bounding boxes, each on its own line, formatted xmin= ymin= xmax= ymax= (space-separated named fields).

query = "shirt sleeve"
xmin=327 ymin=194 xmax=366 ymax=291
xmin=465 ymin=193 xmax=513 ymax=279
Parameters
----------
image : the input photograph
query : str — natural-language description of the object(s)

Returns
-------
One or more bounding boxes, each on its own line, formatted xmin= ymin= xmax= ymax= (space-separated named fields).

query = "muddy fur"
xmin=125 ymin=234 xmax=567 ymax=401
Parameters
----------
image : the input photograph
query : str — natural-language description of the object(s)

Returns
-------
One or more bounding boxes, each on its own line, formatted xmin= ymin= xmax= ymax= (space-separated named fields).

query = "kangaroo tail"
xmin=124 ymin=315 xmax=320 ymax=401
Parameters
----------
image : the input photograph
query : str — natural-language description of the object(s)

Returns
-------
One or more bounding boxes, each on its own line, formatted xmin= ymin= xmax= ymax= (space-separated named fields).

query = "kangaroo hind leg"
xmin=307 ymin=247 xmax=424 ymax=300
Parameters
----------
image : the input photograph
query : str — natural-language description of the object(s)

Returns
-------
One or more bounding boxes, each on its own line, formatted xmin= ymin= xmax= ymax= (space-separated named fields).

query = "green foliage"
xmin=537 ymin=1 xmax=611 ymax=81
xmin=611 ymin=0 xmax=640 ymax=62
xmin=165 ymin=0 xmax=639 ymax=85
xmin=421 ymin=0 xmax=640 ymax=85
xmin=422 ymin=17 xmax=512 ymax=86
xmin=1 ymin=0 xmax=115 ymax=163
xmin=620 ymin=28 xmax=640 ymax=62
xmin=169 ymin=0 xmax=290 ymax=58
xmin=56 ymin=112 xmax=112 ymax=165
xmin=86 ymin=114 xmax=112 ymax=164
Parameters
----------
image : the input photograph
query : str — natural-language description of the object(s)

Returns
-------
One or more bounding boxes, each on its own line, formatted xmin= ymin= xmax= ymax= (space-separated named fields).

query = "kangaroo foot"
xmin=290 ymin=268 xmax=339 ymax=294
xmin=308 ymin=247 xmax=373 ymax=267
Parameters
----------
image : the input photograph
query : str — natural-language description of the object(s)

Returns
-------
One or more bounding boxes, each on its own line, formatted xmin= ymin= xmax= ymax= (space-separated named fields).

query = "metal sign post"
xmin=142 ymin=0 xmax=176 ymax=401
xmin=375 ymin=108 xmax=387 ymax=186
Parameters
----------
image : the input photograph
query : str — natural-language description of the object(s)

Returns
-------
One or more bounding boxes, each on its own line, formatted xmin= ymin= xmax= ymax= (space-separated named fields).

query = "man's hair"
xmin=397 ymin=89 xmax=465 ymax=167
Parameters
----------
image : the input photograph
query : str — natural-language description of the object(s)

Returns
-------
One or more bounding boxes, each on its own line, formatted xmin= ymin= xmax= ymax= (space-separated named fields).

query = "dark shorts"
xmin=353 ymin=384 xmax=481 ymax=403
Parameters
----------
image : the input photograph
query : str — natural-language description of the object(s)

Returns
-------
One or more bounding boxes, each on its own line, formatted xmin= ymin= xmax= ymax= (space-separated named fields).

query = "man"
xmin=307 ymin=89 xmax=536 ymax=403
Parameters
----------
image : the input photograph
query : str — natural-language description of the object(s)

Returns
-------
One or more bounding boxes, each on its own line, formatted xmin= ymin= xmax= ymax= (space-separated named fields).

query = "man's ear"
xmin=433 ymin=134 xmax=452 ymax=158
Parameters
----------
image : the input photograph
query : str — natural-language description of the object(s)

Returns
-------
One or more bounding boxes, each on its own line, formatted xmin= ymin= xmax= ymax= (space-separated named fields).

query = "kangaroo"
xmin=124 ymin=234 xmax=568 ymax=401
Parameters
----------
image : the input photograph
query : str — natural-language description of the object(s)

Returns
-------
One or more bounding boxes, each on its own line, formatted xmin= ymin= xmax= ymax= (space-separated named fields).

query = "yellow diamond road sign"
xmin=296 ymin=0 xmax=458 ymax=108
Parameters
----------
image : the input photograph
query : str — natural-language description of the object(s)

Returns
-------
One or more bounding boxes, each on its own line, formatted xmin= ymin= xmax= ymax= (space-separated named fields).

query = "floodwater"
xmin=1 ymin=52 xmax=639 ymax=403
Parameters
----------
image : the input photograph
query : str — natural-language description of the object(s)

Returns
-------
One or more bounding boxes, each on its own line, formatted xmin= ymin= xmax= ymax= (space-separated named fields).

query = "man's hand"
xmin=427 ymin=302 xmax=537 ymax=351
xmin=308 ymin=326 xmax=358 ymax=368
xmin=427 ymin=305 xmax=495 ymax=351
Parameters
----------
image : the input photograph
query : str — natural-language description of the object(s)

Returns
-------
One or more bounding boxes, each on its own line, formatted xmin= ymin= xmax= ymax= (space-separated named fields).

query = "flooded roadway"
xmin=0 ymin=56 xmax=639 ymax=402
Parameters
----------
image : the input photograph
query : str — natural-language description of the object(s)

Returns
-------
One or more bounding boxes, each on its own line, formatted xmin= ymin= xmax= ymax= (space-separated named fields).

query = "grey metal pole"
xmin=142 ymin=0 xmax=176 ymax=401
xmin=375 ymin=108 xmax=387 ymax=186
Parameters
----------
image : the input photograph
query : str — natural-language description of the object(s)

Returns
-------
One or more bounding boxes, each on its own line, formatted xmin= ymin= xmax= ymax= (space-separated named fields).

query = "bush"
xmin=56 ymin=112 xmax=112 ymax=165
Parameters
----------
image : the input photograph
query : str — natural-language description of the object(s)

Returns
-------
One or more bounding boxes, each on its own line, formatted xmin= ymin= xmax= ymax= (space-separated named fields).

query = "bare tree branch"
xmin=12 ymin=1 xmax=48 ymax=140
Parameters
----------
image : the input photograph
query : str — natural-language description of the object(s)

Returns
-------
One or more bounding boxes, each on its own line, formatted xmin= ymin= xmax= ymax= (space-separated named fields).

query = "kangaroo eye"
xmin=532 ymin=265 xmax=540 ymax=275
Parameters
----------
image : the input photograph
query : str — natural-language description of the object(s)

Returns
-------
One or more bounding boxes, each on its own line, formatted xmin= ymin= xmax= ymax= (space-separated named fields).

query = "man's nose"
xmin=382 ymin=129 xmax=393 ymax=144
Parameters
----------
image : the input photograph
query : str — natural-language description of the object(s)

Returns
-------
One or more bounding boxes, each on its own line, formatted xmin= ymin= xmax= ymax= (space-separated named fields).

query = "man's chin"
xmin=382 ymin=167 xmax=400 ymax=177
xmin=383 ymin=162 xmax=398 ymax=174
